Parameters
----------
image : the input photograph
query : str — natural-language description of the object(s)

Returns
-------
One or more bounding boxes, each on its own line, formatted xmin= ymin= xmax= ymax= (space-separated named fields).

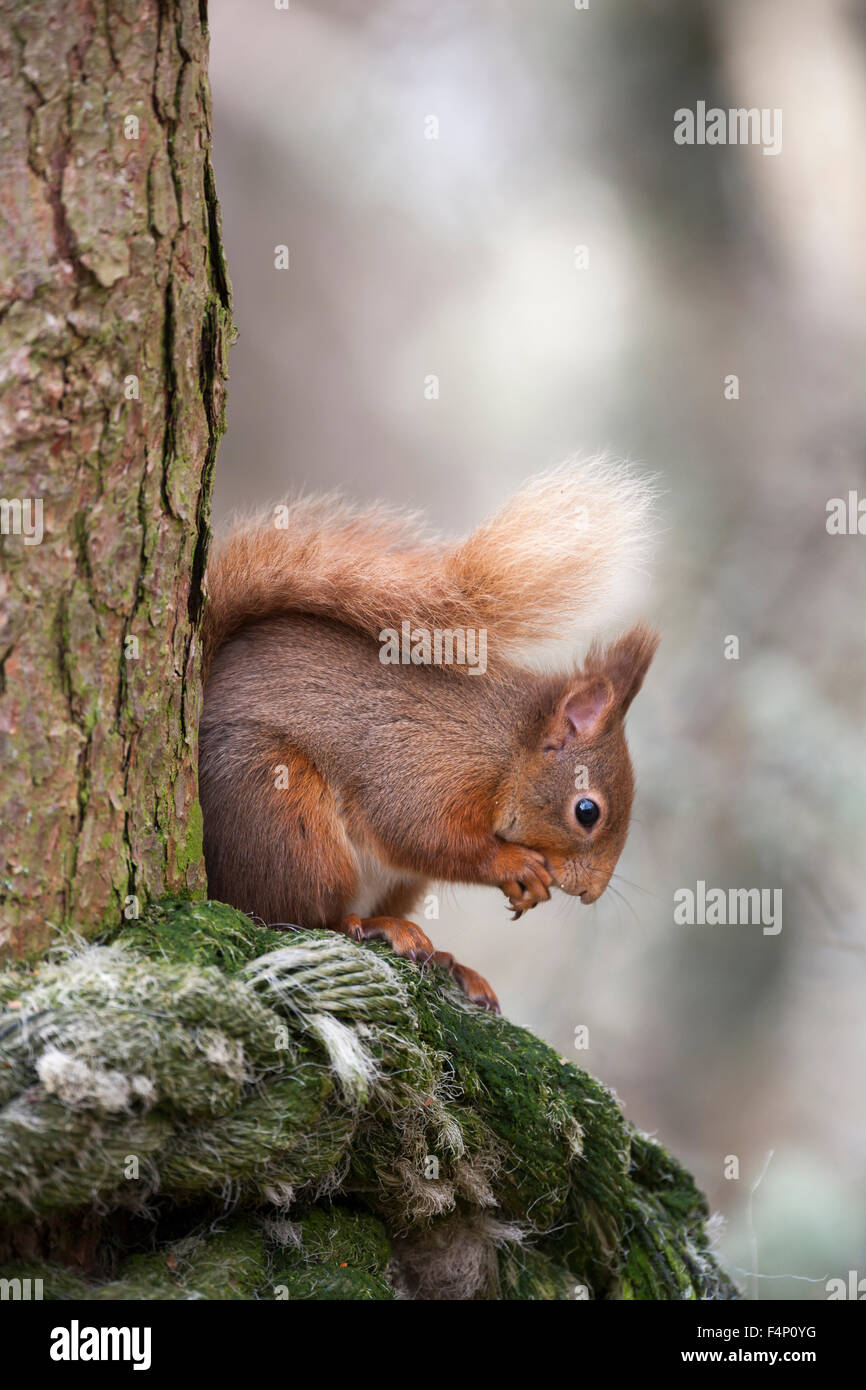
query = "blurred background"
xmin=208 ymin=0 xmax=866 ymax=1297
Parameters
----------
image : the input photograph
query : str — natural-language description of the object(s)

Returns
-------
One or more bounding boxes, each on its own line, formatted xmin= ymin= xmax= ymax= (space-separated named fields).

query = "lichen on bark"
xmin=0 ymin=0 xmax=231 ymax=955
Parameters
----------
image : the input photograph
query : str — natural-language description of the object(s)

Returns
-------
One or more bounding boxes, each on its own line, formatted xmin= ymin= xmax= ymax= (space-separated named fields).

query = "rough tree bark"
xmin=0 ymin=0 xmax=231 ymax=955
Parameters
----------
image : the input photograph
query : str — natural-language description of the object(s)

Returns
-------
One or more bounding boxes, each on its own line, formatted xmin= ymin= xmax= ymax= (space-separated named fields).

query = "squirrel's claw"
xmin=338 ymin=914 xmax=434 ymax=961
xmin=501 ymin=871 xmax=551 ymax=916
xmin=430 ymin=950 xmax=500 ymax=1012
xmin=342 ymin=927 xmax=501 ymax=1012
xmin=494 ymin=843 xmax=553 ymax=916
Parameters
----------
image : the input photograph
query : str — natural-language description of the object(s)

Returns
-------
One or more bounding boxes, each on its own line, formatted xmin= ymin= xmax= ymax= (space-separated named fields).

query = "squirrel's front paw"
xmin=492 ymin=843 xmax=553 ymax=919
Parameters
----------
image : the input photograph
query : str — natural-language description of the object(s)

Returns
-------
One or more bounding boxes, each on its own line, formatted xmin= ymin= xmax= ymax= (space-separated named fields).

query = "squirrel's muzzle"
xmin=547 ymin=852 xmax=614 ymax=905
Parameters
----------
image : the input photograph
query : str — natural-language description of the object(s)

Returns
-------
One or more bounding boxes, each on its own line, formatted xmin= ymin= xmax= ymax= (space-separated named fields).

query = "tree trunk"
xmin=0 ymin=0 xmax=231 ymax=955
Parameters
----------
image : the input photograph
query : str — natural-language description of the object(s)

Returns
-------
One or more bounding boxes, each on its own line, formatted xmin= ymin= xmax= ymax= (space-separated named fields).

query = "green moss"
xmin=175 ymin=798 xmax=205 ymax=878
xmin=0 ymin=900 xmax=738 ymax=1300
xmin=0 ymin=1261 xmax=88 ymax=1301
xmin=291 ymin=1207 xmax=390 ymax=1273
xmin=272 ymin=1266 xmax=394 ymax=1301
xmin=114 ymin=896 xmax=292 ymax=971
xmin=174 ymin=1222 xmax=268 ymax=1300
xmin=498 ymin=1244 xmax=578 ymax=1301
xmin=269 ymin=1207 xmax=394 ymax=1301
xmin=0 ymin=1221 xmax=269 ymax=1301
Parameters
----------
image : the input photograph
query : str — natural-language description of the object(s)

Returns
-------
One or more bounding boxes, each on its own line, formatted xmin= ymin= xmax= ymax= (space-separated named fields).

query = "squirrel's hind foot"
xmin=338 ymin=913 xmax=434 ymax=962
xmin=337 ymin=915 xmax=500 ymax=1012
xmin=429 ymin=949 xmax=500 ymax=1014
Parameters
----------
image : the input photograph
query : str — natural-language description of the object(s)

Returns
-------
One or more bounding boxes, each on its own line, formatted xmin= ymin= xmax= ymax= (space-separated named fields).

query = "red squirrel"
xmin=199 ymin=459 xmax=658 ymax=1011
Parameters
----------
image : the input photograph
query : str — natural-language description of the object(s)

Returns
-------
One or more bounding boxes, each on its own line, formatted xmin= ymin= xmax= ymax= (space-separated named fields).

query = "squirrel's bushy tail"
xmin=202 ymin=456 xmax=656 ymax=673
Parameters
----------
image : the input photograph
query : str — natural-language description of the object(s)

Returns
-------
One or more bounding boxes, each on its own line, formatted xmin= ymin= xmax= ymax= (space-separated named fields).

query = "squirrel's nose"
xmin=579 ymin=879 xmax=611 ymax=904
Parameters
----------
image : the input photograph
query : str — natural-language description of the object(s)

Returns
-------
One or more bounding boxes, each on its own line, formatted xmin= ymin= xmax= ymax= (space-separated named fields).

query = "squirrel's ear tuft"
xmin=545 ymin=675 xmax=613 ymax=748
xmin=586 ymin=622 xmax=659 ymax=715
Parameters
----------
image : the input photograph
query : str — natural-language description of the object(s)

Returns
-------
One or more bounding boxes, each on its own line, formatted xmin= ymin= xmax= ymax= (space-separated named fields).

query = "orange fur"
xmin=201 ymin=457 xmax=656 ymax=679
xmin=199 ymin=460 xmax=659 ymax=1009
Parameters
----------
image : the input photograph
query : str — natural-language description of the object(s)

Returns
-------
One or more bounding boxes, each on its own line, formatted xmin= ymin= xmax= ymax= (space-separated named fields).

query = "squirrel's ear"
xmin=588 ymin=622 xmax=659 ymax=715
xmin=545 ymin=676 xmax=614 ymax=749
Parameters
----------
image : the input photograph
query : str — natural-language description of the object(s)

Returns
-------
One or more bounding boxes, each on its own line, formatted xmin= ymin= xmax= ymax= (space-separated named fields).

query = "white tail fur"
xmin=445 ymin=455 xmax=657 ymax=658
xmin=203 ymin=455 xmax=657 ymax=671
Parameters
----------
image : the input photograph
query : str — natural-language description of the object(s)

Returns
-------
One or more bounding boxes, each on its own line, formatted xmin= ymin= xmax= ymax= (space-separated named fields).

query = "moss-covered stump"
xmin=0 ymin=900 xmax=739 ymax=1300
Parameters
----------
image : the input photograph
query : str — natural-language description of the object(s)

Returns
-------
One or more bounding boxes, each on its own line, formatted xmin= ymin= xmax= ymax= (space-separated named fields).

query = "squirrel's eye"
xmin=575 ymin=798 xmax=600 ymax=828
